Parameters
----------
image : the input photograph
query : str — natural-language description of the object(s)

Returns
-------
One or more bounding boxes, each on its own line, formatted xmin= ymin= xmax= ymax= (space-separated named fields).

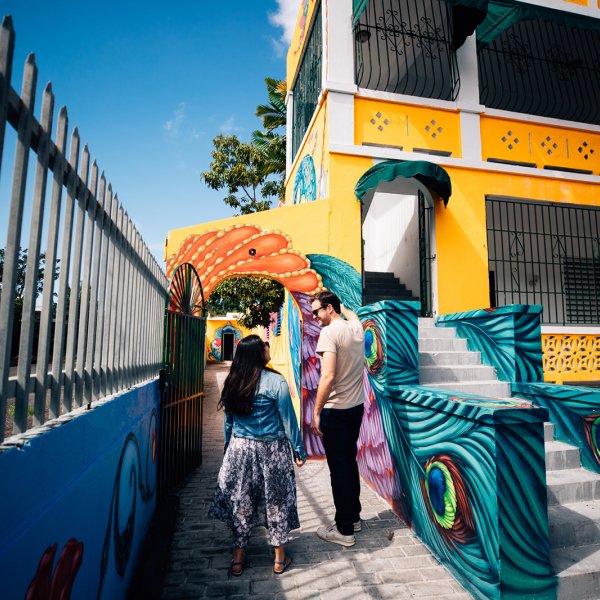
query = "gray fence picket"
xmin=0 ymin=54 xmax=38 ymax=438
xmin=16 ymin=82 xmax=54 ymax=428
xmin=51 ymin=129 xmax=81 ymax=418
xmin=74 ymin=160 xmax=98 ymax=406
xmin=0 ymin=16 xmax=15 ymax=185
xmin=35 ymin=107 xmax=68 ymax=424
xmin=84 ymin=173 xmax=106 ymax=404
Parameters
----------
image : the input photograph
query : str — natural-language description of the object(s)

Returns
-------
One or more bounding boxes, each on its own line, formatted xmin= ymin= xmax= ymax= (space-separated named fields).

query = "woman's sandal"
xmin=273 ymin=555 xmax=292 ymax=575
xmin=229 ymin=560 xmax=244 ymax=577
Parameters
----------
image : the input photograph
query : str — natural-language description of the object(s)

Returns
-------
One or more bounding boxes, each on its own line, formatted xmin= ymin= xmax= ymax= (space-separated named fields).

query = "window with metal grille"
xmin=478 ymin=18 xmax=600 ymax=125
xmin=291 ymin=3 xmax=322 ymax=161
xmin=354 ymin=0 xmax=460 ymax=101
xmin=486 ymin=197 xmax=600 ymax=325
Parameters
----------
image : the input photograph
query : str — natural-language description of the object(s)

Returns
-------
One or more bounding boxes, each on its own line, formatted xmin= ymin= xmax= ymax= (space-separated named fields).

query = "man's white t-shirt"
xmin=316 ymin=317 xmax=365 ymax=410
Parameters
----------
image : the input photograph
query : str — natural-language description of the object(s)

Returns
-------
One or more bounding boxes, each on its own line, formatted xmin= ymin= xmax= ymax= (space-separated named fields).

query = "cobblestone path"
xmin=161 ymin=363 xmax=471 ymax=600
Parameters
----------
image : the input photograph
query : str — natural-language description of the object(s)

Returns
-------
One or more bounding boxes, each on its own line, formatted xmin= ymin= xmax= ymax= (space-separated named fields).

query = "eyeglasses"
xmin=312 ymin=305 xmax=327 ymax=317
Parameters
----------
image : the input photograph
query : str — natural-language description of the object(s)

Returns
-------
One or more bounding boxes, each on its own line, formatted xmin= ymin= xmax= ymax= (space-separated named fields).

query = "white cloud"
xmin=269 ymin=0 xmax=300 ymax=45
xmin=164 ymin=102 xmax=186 ymax=137
xmin=219 ymin=116 xmax=242 ymax=134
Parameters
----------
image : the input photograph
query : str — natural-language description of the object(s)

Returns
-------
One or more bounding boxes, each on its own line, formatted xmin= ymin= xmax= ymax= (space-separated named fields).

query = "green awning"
xmin=355 ymin=160 xmax=452 ymax=206
xmin=353 ymin=0 xmax=488 ymax=49
xmin=477 ymin=0 xmax=600 ymax=47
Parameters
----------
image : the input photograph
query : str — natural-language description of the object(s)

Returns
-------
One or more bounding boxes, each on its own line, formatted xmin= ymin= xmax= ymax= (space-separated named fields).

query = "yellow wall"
xmin=437 ymin=166 xmax=600 ymax=314
xmin=285 ymin=95 xmax=329 ymax=206
xmin=205 ymin=319 xmax=252 ymax=362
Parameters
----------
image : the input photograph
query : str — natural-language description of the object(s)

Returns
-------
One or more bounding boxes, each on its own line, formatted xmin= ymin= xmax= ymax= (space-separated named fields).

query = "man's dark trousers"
xmin=321 ymin=403 xmax=364 ymax=536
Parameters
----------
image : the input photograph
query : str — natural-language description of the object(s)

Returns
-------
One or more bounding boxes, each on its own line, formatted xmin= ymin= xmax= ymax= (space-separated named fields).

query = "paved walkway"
xmin=160 ymin=363 xmax=471 ymax=600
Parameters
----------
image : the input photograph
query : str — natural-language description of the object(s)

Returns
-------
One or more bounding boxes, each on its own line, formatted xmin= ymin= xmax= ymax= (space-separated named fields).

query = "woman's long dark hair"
xmin=218 ymin=335 xmax=269 ymax=415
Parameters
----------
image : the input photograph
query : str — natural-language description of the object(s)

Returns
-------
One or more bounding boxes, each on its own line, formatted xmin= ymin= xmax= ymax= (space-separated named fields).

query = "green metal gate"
xmin=158 ymin=263 xmax=206 ymax=498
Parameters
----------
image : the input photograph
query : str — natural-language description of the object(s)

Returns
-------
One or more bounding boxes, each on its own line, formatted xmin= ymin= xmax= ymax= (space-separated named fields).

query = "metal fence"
xmin=354 ymin=0 xmax=460 ymax=101
xmin=0 ymin=16 xmax=168 ymax=442
xmin=291 ymin=2 xmax=322 ymax=160
xmin=478 ymin=16 xmax=600 ymax=126
xmin=486 ymin=196 xmax=600 ymax=325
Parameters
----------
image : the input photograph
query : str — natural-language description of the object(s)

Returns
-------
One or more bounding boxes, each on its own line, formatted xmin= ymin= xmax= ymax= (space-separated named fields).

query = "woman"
xmin=209 ymin=335 xmax=306 ymax=576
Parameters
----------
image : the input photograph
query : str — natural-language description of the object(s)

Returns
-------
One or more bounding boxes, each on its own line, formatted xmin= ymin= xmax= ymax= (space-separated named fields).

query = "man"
xmin=310 ymin=291 xmax=365 ymax=547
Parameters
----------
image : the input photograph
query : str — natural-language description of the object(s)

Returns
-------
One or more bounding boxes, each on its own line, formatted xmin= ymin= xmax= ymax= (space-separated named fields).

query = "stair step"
xmin=419 ymin=351 xmax=482 ymax=366
xmin=547 ymin=469 xmax=600 ymax=505
xmin=419 ymin=337 xmax=469 ymax=352
xmin=419 ymin=365 xmax=497 ymax=384
xmin=365 ymin=280 xmax=404 ymax=290
xmin=546 ymin=441 xmax=582 ymax=471
xmin=419 ymin=327 xmax=458 ymax=339
xmin=363 ymin=295 xmax=417 ymax=304
xmin=551 ymin=543 xmax=600 ymax=600
xmin=364 ymin=271 xmax=396 ymax=279
xmin=418 ymin=318 xmax=436 ymax=329
xmin=545 ymin=421 xmax=556 ymax=442
xmin=549 ymin=502 xmax=600 ymax=548
xmin=421 ymin=381 xmax=511 ymax=397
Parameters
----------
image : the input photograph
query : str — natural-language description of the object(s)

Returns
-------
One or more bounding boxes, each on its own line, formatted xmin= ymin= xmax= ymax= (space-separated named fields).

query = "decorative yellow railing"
xmin=543 ymin=334 xmax=600 ymax=384
xmin=355 ymin=98 xmax=462 ymax=157
xmin=481 ymin=115 xmax=600 ymax=175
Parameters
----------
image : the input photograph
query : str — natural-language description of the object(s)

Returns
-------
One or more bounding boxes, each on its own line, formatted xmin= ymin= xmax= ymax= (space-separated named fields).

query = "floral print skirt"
xmin=208 ymin=437 xmax=300 ymax=548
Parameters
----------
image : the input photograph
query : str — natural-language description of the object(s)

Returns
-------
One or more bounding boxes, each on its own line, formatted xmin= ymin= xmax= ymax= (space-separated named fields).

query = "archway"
xmin=355 ymin=159 xmax=452 ymax=316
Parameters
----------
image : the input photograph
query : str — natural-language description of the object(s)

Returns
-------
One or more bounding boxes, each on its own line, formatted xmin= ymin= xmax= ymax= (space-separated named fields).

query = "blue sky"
xmin=1 ymin=0 xmax=299 ymax=263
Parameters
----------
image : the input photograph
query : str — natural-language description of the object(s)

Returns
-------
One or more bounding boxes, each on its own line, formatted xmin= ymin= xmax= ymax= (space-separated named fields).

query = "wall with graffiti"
xmin=206 ymin=319 xmax=247 ymax=362
xmin=0 ymin=382 xmax=159 ymax=600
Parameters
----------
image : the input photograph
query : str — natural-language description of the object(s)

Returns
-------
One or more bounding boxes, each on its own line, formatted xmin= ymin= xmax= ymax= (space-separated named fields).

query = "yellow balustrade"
xmin=543 ymin=334 xmax=600 ymax=384
xmin=481 ymin=116 xmax=600 ymax=174
xmin=355 ymin=98 xmax=462 ymax=157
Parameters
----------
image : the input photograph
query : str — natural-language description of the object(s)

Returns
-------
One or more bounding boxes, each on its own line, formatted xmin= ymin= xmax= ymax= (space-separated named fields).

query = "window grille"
xmin=291 ymin=3 xmax=322 ymax=160
xmin=478 ymin=18 xmax=600 ymax=125
xmin=486 ymin=197 xmax=600 ymax=325
xmin=354 ymin=0 xmax=460 ymax=101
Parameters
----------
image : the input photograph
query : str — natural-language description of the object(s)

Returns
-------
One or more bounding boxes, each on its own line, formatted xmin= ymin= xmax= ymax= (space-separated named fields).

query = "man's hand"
xmin=295 ymin=457 xmax=306 ymax=467
xmin=311 ymin=411 xmax=322 ymax=436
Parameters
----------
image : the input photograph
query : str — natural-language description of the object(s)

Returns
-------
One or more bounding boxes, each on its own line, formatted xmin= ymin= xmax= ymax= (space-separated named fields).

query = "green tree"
xmin=207 ymin=276 xmax=284 ymax=329
xmin=252 ymin=78 xmax=287 ymax=202
xmin=0 ymin=247 xmax=59 ymax=321
xmin=201 ymin=134 xmax=274 ymax=215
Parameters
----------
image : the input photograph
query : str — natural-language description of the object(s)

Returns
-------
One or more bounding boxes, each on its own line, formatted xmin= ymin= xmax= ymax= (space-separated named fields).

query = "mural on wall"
xmin=287 ymin=294 xmax=302 ymax=402
xmin=0 ymin=384 xmax=159 ymax=600
xmin=356 ymin=301 xmax=555 ymax=600
xmin=208 ymin=322 xmax=243 ymax=362
xmin=513 ymin=381 xmax=600 ymax=474
xmin=26 ymin=539 xmax=84 ymax=600
xmin=293 ymin=155 xmax=317 ymax=204
xmin=166 ymin=225 xmax=323 ymax=298
xmin=97 ymin=413 xmax=157 ymax=598
xmin=436 ymin=305 xmax=544 ymax=383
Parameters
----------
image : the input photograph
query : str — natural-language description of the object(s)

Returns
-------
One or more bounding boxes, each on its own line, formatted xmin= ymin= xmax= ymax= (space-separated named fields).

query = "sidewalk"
xmin=160 ymin=363 xmax=471 ymax=599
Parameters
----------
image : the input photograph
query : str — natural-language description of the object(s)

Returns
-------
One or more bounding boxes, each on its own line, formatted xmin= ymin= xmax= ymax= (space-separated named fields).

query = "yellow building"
xmin=166 ymin=0 xmax=599 ymax=385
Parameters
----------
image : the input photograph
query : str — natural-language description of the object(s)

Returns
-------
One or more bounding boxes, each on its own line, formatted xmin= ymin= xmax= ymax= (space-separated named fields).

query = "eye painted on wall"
xmin=249 ymin=248 xmax=257 ymax=256
xmin=363 ymin=319 xmax=384 ymax=375
xmin=421 ymin=454 xmax=475 ymax=547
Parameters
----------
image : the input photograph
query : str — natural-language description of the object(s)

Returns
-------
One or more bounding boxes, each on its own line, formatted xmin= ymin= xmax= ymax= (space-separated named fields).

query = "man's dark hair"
xmin=312 ymin=291 xmax=341 ymax=314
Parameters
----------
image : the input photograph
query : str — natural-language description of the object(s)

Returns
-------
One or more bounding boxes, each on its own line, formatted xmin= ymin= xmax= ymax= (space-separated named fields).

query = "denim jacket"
xmin=224 ymin=370 xmax=306 ymax=461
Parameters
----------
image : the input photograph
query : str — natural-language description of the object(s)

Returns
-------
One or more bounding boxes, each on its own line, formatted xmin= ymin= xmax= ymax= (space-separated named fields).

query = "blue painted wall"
xmin=0 ymin=381 xmax=159 ymax=599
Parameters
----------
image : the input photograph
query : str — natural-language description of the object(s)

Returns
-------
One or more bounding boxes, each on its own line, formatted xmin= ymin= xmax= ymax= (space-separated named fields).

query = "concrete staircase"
xmin=418 ymin=318 xmax=600 ymax=599
xmin=363 ymin=271 xmax=418 ymax=305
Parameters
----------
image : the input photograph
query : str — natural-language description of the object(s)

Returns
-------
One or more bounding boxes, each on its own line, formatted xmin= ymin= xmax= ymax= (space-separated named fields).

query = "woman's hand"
xmin=295 ymin=457 xmax=306 ymax=467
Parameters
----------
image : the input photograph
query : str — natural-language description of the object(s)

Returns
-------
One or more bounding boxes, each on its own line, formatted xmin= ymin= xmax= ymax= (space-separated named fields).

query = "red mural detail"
xmin=166 ymin=225 xmax=323 ymax=298
xmin=26 ymin=539 xmax=83 ymax=600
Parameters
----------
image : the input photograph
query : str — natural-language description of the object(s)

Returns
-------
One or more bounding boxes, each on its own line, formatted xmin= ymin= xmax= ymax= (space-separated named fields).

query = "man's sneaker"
xmin=331 ymin=520 xmax=362 ymax=532
xmin=317 ymin=523 xmax=356 ymax=547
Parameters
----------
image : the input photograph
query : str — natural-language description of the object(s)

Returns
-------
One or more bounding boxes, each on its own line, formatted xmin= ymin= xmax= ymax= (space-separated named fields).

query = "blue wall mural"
xmin=436 ymin=305 xmax=544 ymax=383
xmin=292 ymin=155 xmax=317 ymax=204
xmin=0 ymin=383 xmax=159 ymax=600
xmin=514 ymin=381 xmax=600 ymax=474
